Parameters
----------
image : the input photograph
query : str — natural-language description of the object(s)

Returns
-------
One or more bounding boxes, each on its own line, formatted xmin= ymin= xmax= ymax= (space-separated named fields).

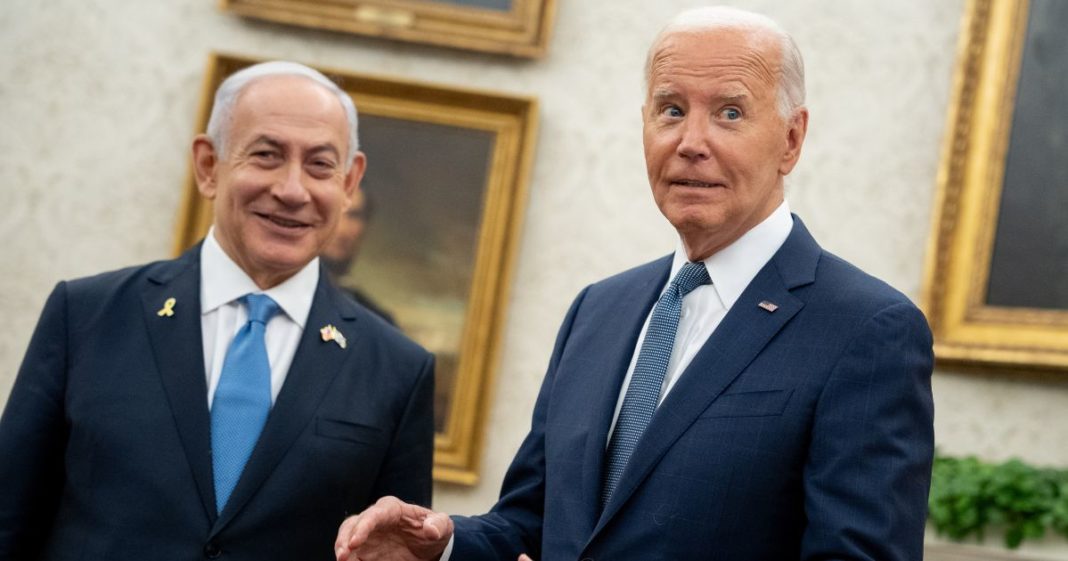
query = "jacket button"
xmin=204 ymin=542 xmax=222 ymax=559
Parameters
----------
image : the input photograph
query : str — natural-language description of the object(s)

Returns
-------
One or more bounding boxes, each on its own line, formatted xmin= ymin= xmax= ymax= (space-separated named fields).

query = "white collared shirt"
xmin=607 ymin=200 xmax=794 ymax=440
xmin=200 ymin=228 xmax=319 ymax=408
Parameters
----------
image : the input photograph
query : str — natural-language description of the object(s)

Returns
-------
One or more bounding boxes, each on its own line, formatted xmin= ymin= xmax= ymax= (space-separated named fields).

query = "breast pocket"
xmin=698 ymin=389 xmax=793 ymax=418
xmin=315 ymin=416 xmax=388 ymax=447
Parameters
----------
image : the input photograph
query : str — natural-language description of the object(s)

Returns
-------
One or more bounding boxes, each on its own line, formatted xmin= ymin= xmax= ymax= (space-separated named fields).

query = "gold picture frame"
xmin=923 ymin=0 xmax=1068 ymax=371
xmin=219 ymin=0 xmax=557 ymax=58
xmin=174 ymin=53 xmax=539 ymax=484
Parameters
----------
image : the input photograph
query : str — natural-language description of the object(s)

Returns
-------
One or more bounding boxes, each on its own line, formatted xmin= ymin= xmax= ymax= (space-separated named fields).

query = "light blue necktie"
xmin=602 ymin=262 xmax=711 ymax=506
xmin=211 ymin=293 xmax=279 ymax=513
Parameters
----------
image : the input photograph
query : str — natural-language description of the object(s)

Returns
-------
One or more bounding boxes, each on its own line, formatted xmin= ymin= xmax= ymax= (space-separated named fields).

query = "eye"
xmin=307 ymin=159 xmax=338 ymax=178
xmin=720 ymin=107 xmax=742 ymax=121
xmin=251 ymin=150 xmax=281 ymax=163
xmin=659 ymin=104 xmax=684 ymax=118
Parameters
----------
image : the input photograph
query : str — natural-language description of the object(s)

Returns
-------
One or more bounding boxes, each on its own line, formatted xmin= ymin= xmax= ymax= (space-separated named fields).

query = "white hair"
xmin=205 ymin=61 xmax=360 ymax=169
xmin=645 ymin=6 xmax=806 ymax=119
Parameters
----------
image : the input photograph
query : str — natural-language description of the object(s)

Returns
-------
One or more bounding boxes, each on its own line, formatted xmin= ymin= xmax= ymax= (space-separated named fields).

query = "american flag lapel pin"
xmin=758 ymin=300 xmax=779 ymax=313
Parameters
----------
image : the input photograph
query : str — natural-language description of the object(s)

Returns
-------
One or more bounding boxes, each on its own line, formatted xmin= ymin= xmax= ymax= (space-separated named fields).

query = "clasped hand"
xmin=334 ymin=496 xmax=534 ymax=561
xmin=334 ymin=496 xmax=452 ymax=561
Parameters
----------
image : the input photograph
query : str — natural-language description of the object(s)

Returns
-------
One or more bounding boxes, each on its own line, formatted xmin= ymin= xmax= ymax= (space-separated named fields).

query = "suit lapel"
xmin=589 ymin=217 xmax=821 ymax=540
xmin=211 ymin=275 xmax=359 ymax=534
xmin=576 ymin=257 xmax=671 ymax=534
xmin=142 ymin=246 xmax=218 ymax=524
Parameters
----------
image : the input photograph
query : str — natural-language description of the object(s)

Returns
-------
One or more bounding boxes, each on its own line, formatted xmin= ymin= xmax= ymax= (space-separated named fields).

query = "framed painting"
xmin=219 ymin=0 xmax=557 ymax=58
xmin=923 ymin=0 xmax=1068 ymax=371
xmin=174 ymin=53 xmax=539 ymax=483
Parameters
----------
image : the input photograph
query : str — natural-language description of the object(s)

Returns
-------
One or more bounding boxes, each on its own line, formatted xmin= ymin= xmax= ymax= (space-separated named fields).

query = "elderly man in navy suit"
xmin=334 ymin=6 xmax=934 ymax=561
xmin=0 ymin=61 xmax=435 ymax=561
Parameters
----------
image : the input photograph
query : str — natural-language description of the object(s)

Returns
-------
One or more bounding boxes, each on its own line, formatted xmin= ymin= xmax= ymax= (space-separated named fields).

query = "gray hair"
xmin=205 ymin=61 xmax=360 ymax=169
xmin=645 ymin=6 xmax=806 ymax=120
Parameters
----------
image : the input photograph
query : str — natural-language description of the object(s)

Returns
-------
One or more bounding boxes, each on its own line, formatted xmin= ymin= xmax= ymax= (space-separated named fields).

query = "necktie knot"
xmin=672 ymin=262 xmax=711 ymax=298
xmin=243 ymin=293 xmax=279 ymax=325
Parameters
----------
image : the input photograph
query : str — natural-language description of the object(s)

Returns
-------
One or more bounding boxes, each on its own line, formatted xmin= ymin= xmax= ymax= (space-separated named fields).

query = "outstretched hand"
xmin=335 ymin=496 xmax=454 ymax=561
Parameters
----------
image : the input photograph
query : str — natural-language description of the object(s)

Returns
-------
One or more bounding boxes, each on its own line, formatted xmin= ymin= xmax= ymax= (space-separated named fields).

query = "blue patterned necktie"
xmin=211 ymin=293 xmax=279 ymax=513
xmin=601 ymin=261 xmax=711 ymax=506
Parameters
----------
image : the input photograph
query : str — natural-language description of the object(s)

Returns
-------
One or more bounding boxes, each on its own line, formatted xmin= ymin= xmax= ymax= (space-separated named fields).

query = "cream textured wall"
xmin=3 ymin=0 xmax=1068 ymax=556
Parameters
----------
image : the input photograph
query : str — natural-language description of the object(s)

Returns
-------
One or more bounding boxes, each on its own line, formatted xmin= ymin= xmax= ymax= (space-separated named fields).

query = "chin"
xmin=664 ymin=208 xmax=726 ymax=234
xmin=251 ymin=245 xmax=317 ymax=274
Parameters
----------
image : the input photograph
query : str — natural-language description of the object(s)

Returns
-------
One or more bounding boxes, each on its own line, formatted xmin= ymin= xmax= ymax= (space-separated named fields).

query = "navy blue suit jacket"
xmin=453 ymin=217 xmax=934 ymax=560
xmin=0 ymin=245 xmax=435 ymax=561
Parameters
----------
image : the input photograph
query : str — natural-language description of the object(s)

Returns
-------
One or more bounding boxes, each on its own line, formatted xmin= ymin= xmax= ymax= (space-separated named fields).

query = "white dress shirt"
xmin=606 ymin=200 xmax=793 ymax=441
xmin=439 ymin=201 xmax=793 ymax=559
xmin=200 ymin=228 xmax=319 ymax=409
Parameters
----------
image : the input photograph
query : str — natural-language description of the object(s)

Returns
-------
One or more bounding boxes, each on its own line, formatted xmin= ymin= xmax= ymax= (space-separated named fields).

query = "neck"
xmin=677 ymin=195 xmax=785 ymax=262
xmin=246 ymin=270 xmax=295 ymax=290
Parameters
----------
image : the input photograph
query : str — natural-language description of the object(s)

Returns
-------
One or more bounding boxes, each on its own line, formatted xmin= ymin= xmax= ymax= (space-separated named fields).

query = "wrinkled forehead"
xmin=646 ymin=27 xmax=782 ymax=92
xmin=230 ymin=76 xmax=350 ymax=144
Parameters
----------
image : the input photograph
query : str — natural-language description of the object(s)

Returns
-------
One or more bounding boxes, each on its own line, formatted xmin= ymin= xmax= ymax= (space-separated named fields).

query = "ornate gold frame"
xmin=923 ymin=0 xmax=1068 ymax=370
xmin=219 ymin=0 xmax=556 ymax=58
xmin=174 ymin=53 xmax=539 ymax=484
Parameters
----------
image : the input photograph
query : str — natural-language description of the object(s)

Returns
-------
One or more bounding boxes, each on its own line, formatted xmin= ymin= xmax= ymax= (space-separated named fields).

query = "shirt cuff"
xmin=438 ymin=534 xmax=455 ymax=561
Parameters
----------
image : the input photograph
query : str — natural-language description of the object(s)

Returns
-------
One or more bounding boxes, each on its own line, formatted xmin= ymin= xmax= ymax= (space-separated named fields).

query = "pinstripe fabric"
xmin=601 ymin=262 xmax=711 ymax=506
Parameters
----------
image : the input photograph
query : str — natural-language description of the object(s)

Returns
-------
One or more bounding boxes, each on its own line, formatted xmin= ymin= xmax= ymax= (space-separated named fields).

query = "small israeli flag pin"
xmin=320 ymin=324 xmax=347 ymax=349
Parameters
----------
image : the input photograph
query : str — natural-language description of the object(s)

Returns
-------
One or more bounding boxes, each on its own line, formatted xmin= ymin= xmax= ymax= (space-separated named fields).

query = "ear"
xmin=779 ymin=107 xmax=809 ymax=176
xmin=192 ymin=134 xmax=220 ymax=199
xmin=341 ymin=151 xmax=367 ymax=208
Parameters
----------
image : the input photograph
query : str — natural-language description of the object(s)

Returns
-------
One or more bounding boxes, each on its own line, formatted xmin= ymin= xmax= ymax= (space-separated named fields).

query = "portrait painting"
xmin=219 ymin=0 xmax=557 ymax=58
xmin=343 ymin=114 xmax=492 ymax=435
xmin=174 ymin=53 xmax=539 ymax=483
xmin=924 ymin=0 xmax=1068 ymax=371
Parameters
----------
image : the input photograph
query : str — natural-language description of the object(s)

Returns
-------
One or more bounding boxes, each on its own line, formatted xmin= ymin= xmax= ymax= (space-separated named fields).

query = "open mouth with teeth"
xmin=256 ymin=212 xmax=310 ymax=229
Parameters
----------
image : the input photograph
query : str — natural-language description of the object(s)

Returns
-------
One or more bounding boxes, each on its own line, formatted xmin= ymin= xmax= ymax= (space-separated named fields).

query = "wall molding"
xmin=926 ymin=543 xmax=1060 ymax=561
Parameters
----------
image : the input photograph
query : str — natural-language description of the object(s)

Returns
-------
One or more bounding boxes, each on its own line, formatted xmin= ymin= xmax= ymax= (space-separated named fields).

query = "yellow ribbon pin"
xmin=157 ymin=297 xmax=177 ymax=317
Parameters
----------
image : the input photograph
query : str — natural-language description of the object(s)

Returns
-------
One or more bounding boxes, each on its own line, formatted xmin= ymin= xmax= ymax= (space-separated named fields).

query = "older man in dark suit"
xmin=334 ymin=6 xmax=934 ymax=561
xmin=0 ymin=61 xmax=434 ymax=561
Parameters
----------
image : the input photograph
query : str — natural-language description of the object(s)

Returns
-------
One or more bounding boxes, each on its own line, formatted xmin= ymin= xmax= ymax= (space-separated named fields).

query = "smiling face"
xmin=193 ymin=75 xmax=365 ymax=288
xmin=643 ymin=27 xmax=807 ymax=261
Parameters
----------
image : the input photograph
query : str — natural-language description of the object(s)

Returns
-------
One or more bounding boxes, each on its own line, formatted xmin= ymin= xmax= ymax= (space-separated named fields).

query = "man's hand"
xmin=335 ymin=496 xmax=453 ymax=561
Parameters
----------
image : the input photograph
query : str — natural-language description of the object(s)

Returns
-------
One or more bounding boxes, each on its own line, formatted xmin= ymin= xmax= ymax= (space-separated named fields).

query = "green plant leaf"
xmin=929 ymin=454 xmax=1068 ymax=550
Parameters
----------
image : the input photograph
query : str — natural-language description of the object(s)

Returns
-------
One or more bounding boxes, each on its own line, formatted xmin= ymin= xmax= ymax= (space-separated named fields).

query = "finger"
xmin=349 ymin=496 xmax=432 ymax=547
xmin=519 ymin=555 xmax=534 ymax=561
xmin=335 ymin=515 xmax=361 ymax=559
xmin=348 ymin=498 xmax=401 ymax=547
xmin=420 ymin=511 xmax=453 ymax=540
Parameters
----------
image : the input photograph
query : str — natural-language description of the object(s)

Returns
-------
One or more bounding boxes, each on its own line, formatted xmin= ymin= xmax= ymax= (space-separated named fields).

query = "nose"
xmin=676 ymin=115 xmax=712 ymax=161
xmin=272 ymin=161 xmax=312 ymax=206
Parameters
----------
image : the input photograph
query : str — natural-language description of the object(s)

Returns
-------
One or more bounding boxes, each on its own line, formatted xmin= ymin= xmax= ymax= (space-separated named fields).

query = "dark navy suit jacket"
xmin=453 ymin=217 xmax=934 ymax=560
xmin=0 ymin=245 xmax=434 ymax=561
